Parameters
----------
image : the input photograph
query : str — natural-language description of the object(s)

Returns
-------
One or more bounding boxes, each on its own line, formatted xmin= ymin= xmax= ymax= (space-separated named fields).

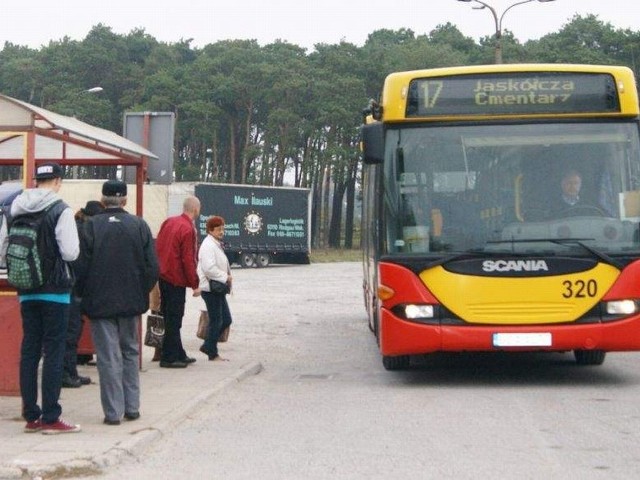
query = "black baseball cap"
xmin=102 ymin=179 xmax=127 ymax=197
xmin=34 ymin=163 xmax=64 ymax=180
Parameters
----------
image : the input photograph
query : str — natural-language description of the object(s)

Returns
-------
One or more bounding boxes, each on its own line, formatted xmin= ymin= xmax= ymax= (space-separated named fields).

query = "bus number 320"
xmin=562 ymin=279 xmax=597 ymax=298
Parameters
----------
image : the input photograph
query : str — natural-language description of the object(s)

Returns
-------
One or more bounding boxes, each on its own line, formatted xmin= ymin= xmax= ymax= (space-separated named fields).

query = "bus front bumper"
xmin=379 ymin=309 xmax=640 ymax=356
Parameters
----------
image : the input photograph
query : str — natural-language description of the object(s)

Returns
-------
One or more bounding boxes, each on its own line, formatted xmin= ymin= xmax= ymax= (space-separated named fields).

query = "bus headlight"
xmin=605 ymin=300 xmax=638 ymax=315
xmin=390 ymin=303 xmax=437 ymax=323
xmin=404 ymin=304 xmax=435 ymax=319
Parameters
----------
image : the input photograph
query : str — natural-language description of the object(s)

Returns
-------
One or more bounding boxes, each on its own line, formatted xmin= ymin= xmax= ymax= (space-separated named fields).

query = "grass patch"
xmin=310 ymin=248 xmax=362 ymax=263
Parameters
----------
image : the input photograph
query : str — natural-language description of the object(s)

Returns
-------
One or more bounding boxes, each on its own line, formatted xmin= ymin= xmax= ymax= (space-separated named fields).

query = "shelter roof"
xmin=0 ymin=94 xmax=157 ymax=165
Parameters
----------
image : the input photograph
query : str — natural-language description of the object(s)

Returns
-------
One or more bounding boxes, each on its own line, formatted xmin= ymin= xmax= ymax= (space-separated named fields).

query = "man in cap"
xmin=155 ymin=195 xmax=201 ymax=368
xmin=75 ymin=180 xmax=159 ymax=425
xmin=7 ymin=162 xmax=81 ymax=434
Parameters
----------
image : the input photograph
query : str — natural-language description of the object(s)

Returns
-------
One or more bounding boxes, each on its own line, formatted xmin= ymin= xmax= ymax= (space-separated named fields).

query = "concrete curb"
xmin=0 ymin=361 xmax=263 ymax=480
xmin=96 ymin=361 xmax=263 ymax=466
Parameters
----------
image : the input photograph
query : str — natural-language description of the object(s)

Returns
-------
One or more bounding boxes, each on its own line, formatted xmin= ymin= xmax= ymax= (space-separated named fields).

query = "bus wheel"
xmin=256 ymin=253 xmax=271 ymax=268
xmin=574 ymin=349 xmax=606 ymax=365
xmin=382 ymin=355 xmax=410 ymax=371
xmin=240 ymin=253 xmax=256 ymax=268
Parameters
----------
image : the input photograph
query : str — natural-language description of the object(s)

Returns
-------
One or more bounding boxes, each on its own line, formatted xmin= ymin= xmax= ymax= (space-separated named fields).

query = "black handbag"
xmin=144 ymin=312 xmax=165 ymax=348
xmin=209 ymin=279 xmax=230 ymax=295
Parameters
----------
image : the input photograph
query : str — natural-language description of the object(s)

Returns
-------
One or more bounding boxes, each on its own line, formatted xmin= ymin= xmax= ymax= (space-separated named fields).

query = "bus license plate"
xmin=492 ymin=333 xmax=552 ymax=347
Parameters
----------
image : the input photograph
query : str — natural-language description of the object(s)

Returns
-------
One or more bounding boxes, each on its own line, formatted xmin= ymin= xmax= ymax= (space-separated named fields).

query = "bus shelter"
xmin=0 ymin=93 xmax=157 ymax=395
xmin=0 ymin=93 xmax=157 ymax=207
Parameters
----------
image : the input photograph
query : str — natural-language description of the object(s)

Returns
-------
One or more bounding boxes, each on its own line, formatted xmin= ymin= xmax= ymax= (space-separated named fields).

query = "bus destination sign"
xmin=406 ymin=72 xmax=620 ymax=117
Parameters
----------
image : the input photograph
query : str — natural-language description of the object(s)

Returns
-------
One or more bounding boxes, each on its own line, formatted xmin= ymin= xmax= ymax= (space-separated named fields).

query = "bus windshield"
xmin=383 ymin=121 xmax=640 ymax=256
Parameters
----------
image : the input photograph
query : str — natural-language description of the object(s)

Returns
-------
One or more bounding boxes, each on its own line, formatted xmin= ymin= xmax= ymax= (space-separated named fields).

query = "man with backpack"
xmin=4 ymin=162 xmax=81 ymax=434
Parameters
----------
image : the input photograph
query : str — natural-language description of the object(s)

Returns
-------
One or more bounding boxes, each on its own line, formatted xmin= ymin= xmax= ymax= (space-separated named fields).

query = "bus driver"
xmin=548 ymin=170 xmax=584 ymax=217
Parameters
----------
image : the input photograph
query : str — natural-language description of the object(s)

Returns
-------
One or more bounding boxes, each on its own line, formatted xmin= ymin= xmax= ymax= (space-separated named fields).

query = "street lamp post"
xmin=456 ymin=0 xmax=556 ymax=64
xmin=73 ymin=86 xmax=104 ymax=118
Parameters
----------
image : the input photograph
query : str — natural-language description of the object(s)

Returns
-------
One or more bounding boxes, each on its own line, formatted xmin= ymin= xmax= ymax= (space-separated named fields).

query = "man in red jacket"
xmin=155 ymin=196 xmax=201 ymax=368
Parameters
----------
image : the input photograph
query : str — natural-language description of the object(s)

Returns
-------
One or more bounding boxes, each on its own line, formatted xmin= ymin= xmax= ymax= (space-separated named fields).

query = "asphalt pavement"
xmin=0 ymin=283 xmax=263 ymax=480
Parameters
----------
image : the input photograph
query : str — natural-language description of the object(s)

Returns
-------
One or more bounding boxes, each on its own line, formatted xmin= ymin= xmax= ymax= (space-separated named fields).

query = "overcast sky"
xmin=2 ymin=0 xmax=639 ymax=51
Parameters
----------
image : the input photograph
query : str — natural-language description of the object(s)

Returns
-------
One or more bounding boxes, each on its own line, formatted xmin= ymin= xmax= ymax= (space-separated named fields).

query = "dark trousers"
xmin=20 ymin=300 xmax=69 ymax=423
xmin=159 ymin=279 xmax=187 ymax=363
xmin=63 ymin=297 xmax=83 ymax=379
xmin=201 ymin=291 xmax=232 ymax=357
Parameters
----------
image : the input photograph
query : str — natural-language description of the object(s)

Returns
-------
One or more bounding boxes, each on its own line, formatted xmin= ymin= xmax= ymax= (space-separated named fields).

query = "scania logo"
xmin=482 ymin=259 xmax=549 ymax=273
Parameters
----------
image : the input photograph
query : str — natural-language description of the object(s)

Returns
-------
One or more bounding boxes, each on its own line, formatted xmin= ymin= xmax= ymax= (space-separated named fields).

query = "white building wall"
xmin=60 ymin=180 xmax=196 ymax=237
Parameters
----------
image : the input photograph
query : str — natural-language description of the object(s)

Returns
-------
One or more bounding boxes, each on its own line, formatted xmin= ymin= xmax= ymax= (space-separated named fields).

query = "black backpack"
xmin=6 ymin=200 xmax=62 ymax=290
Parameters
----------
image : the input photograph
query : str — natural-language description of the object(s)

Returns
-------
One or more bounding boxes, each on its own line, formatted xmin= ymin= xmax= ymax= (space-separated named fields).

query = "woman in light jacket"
xmin=197 ymin=215 xmax=232 ymax=361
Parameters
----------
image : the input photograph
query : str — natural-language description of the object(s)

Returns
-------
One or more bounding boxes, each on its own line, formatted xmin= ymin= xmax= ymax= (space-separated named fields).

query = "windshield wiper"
xmin=550 ymin=238 xmax=624 ymax=270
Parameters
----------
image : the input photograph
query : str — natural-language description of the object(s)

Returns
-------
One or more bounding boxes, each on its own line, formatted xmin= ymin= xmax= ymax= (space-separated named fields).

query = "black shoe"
xmin=199 ymin=346 xmax=217 ymax=360
xmin=124 ymin=412 xmax=140 ymax=421
xmin=159 ymin=360 xmax=188 ymax=368
xmin=182 ymin=356 xmax=197 ymax=364
xmin=62 ymin=375 xmax=81 ymax=388
xmin=77 ymin=375 xmax=91 ymax=385
xmin=103 ymin=418 xmax=121 ymax=426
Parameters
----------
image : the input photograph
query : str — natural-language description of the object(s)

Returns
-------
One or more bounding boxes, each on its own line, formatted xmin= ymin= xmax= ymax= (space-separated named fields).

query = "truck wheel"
xmin=382 ymin=355 xmax=410 ymax=371
xmin=574 ymin=349 xmax=606 ymax=365
xmin=256 ymin=253 xmax=271 ymax=268
xmin=240 ymin=253 xmax=256 ymax=268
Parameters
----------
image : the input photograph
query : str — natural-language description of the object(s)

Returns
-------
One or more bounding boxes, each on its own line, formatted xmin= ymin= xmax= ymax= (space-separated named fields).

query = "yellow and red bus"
xmin=361 ymin=64 xmax=640 ymax=370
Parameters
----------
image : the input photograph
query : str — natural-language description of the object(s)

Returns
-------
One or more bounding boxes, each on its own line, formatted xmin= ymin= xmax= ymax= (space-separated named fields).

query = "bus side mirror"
xmin=361 ymin=123 xmax=384 ymax=164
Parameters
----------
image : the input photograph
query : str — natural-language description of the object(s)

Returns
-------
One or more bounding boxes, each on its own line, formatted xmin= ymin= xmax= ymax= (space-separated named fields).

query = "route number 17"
xmin=419 ymin=81 xmax=444 ymax=109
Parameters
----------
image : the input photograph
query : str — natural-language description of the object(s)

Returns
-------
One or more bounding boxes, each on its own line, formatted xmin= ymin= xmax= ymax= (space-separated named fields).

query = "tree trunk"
xmin=329 ymin=178 xmax=346 ymax=248
xmin=310 ymin=172 xmax=323 ymax=248
xmin=212 ymin=130 xmax=219 ymax=182
xmin=344 ymin=160 xmax=357 ymax=249
xmin=321 ymin=163 xmax=332 ymax=248
xmin=228 ymin=118 xmax=237 ymax=183
xmin=241 ymin=101 xmax=253 ymax=184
